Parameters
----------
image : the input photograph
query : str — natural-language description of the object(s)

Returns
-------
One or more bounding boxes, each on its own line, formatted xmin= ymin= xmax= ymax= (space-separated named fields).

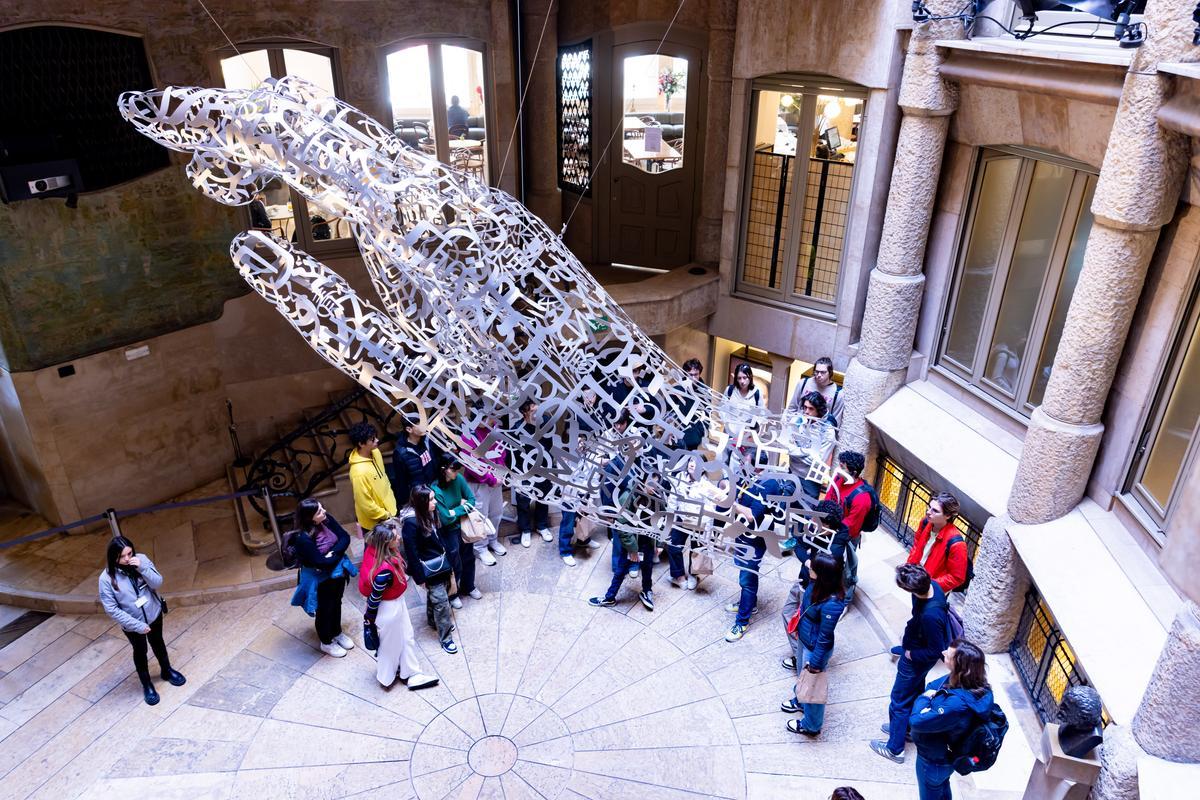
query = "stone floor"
xmin=0 ymin=523 xmax=1034 ymax=799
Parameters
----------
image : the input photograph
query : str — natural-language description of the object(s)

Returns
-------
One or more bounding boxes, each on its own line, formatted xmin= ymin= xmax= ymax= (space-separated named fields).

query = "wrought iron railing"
xmin=1010 ymin=588 xmax=1108 ymax=725
xmin=239 ymin=388 xmax=403 ymax=521
xmin=875 ymin=456 xmax=983 ymax=563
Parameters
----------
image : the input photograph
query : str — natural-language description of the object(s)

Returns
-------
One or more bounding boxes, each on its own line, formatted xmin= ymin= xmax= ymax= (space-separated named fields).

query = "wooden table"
xmin=448 ymin=139 xmax=482 ymax=151
xmin=622 ymin=139 xmax=681 ymax=162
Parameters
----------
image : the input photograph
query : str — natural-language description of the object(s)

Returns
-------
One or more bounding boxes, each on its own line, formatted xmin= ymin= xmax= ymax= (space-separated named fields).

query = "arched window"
xmin=214 ymin=41 xmax=354 ymax=253
xmin=385 ymin=39 xmax=492 ymax=184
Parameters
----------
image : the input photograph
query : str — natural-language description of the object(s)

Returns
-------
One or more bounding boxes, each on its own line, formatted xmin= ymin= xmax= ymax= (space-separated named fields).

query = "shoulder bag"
xmin=459 ymin=507 xmax=495 ymax=544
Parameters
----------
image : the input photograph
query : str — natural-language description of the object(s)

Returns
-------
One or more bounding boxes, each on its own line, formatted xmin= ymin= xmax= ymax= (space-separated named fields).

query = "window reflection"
xmin=620 ymin=54 xmax=687 ymax=174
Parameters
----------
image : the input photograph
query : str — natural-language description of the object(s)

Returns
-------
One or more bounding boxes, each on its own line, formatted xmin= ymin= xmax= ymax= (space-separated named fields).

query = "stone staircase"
xmin=227 ymin=388 xmax=404 ymax=553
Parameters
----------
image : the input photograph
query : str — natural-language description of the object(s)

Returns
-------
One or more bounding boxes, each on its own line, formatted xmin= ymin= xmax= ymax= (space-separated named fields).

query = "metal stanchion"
xmin=263 ymin=488 xmax=284 ymax=555
xmin=105 ymin=508 xmax=123 ymax=540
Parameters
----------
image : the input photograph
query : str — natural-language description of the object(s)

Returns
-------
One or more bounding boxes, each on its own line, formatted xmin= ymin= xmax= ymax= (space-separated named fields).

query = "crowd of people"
xmin=97 ymin=355 xmax=999 ymax=799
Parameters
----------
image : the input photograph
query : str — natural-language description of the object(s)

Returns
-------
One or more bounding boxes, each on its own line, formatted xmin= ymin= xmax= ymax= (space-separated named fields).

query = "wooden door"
xmin=608 ymin=42 xmax=700 ymax=268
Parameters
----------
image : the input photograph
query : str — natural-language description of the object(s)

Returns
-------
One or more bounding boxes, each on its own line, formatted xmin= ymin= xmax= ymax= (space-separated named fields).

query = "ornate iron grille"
xmin=1009 ymin=588 xmax=1108 ymax=725
xmin=240 ymin=388 xmax=404 ymax=522
xmin=0 ymin=26 xmax=169 ymax=190
xmin=557 ymin=42 xmax=592 ymax=194
xmin=875 ymin=457 xmax=983 ymax=565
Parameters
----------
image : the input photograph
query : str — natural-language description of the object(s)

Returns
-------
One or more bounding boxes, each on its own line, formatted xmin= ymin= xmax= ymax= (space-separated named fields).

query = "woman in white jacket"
xmin=98 ymin=536 xmax=186 ymax=705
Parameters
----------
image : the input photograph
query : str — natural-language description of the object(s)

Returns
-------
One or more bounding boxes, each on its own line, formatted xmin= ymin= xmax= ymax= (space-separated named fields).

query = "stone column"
xmin=1008 ymin=1 xmax=1196 ymax=524
xmin=961 ymin=515 xmax=1031 ymax=652
xmin=838 ymin=2 xmax=965 ymax=459
xmin=520 ymin=0 xmax=561 ymax=230
xmin=1092 ymin=602 xmax=1200 ymax=799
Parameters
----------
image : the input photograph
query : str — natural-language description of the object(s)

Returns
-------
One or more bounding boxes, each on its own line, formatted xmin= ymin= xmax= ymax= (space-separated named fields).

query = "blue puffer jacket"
xmin=795 ymin=585 xmax=848 ymax=671
xmin=909 ymin=675 xmax=996 ymax=765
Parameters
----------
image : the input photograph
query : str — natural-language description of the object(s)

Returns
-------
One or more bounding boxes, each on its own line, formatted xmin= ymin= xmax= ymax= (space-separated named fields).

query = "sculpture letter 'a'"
xmin=119 ymin=76 xmax=843 ymax=564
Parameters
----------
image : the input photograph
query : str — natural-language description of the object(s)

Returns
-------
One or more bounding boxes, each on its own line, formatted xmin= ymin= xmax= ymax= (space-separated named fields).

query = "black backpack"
xmin=845 ymin=483 xmax=882 ymax=533
xmin=950 ymin=699 xmax=1009 ymax=775
xmin=280 ymin=529 xmax=301 ymax=569
xmin=944 ymin=534 xmax=975 ymax=593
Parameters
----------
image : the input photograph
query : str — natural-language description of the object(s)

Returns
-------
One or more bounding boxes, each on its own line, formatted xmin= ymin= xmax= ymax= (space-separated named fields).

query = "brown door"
xmin=609 ymin=42 xmax=700 ymax=268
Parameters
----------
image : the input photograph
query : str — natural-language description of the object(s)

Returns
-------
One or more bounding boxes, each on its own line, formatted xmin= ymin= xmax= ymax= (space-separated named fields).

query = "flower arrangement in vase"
xmin=657 ymin=68 xmax=685 ymax=113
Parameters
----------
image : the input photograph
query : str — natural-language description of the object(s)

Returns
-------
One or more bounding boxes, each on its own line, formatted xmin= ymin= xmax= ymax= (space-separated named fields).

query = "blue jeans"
xmin=605 ymin=536 xmax=655 ymax=600
xmin=888 ymin=655 xmax=936 ymax=753
xmin=516 ymin=491 xmax=549 ymax=534
xmin=558 ymin=510 xmax=576 ymax=556
xmin=795 ymin=644 xmax=827 ymax=732
xmin=734 ymin=534 xmax=766 ymax=626
xmin=665 ymin=528 xmax=689 ymax=578
xmin=915 ymin=755 xmax=954 ymax=800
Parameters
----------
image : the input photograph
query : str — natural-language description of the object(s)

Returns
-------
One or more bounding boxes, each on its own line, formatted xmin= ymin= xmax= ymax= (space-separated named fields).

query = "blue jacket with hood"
xmin=909 ymin=674 xmax=995 ymax=765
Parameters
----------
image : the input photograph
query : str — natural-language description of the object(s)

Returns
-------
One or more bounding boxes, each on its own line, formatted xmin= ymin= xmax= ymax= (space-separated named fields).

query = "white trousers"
xmin=375 ymin=595 xmax=422 ymax=687
xmin=470 ymin=481 xmax=504 ymax=553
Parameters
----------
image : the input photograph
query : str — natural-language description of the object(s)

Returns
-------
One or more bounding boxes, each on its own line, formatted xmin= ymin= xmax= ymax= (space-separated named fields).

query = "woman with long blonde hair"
xmin=360 ymin=519 xmax=438 ymax=689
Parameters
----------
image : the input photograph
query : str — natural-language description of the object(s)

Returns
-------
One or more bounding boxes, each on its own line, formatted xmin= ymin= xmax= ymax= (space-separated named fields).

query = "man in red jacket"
xmin=905 ymin=492 xmax=968 ymax=593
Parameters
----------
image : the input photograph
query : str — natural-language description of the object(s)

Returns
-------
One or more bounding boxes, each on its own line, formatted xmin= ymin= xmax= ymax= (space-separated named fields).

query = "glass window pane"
xmin=793 ymin=95 xmax=857 ymax=301
xmin=944 ymin=157 xmax=1021 ymax=369
xmin=387 ymin=45 xmax=435 ymax=155
xmin=620 ymin=54 xmax=686 ymax=174
xmin=1028 ymin=176 xmax=1097 ymax=407
xmin=740 ymin=90 xmax=794 ymax=291
xmin=558 ymin=44 xmax=591 ymax=192
xmin=441 ymin=45 xmax=488 ymax=183
xmin=220 ymin=50 xmax=270 ymax=91
xmin=282 ymin=49 xmax=336 ymax=96
xmin=1140 ymin=319 xmax=1200 ymax=508
xmin=985 ymin=161 xmax=1074 ymax=395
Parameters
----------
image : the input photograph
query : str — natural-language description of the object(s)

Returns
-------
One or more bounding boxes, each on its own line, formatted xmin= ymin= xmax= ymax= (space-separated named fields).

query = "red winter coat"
xmin=906 ymin=519 xmax=968 ymax=593
xmin=358 ymin=545 xmax=408 ymax=600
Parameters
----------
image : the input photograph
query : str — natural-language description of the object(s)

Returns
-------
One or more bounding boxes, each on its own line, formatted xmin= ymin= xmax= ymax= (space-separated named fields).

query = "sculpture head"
xmin=1058 ymin=686 xmax=1103 ymax=729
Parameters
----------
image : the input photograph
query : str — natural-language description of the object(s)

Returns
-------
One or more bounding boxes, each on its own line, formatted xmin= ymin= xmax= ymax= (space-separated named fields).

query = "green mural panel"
xmin=0 ymin=167 xmax=248 ymax=371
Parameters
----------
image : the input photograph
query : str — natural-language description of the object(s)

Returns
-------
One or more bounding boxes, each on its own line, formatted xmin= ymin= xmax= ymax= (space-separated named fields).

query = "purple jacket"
xmin=461 ymin=426 xmax=507 ymax=486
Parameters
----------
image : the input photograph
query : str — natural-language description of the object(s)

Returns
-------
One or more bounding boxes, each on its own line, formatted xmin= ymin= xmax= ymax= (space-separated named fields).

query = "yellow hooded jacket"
xmin=348 ymin=447 xmax=397 ymax=533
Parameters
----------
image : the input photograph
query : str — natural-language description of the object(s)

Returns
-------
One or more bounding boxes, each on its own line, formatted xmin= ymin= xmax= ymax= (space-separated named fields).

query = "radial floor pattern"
xmin=0 ymin=530 xmax=944 ymax=800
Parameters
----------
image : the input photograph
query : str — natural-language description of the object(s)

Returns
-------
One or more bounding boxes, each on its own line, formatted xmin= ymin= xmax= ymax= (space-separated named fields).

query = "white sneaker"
xmin=450 ymin=597 xmax=463 ymax=609
xmin=468 ymin=589 xmax=483 ymax=599
xmin=670 ymin=575 xmax=687 ymax=589
xmin=320 ymin=641 xmax=347 ymax=658
xmin=478 ymin=549 xmax=497 ymax=566
xmin=538 ymin=528 xmax=553 ymax=542
xmin=406 ymin=673 xmax=439 ymax=690
xmin=629 ymin=565 xmax=641 ymax=578
xmin=585 ymin=539 xmax=603 ymax=550
xmin=333 ymin=632 xmax=355 ymax=651
xmin=520 ymin=532 xmax=531 ymax=548
xmin=686 ymin=576 xmax=698 ymax=590
xmin=491 ymin=542 xmax=508 ymax=556
xmin=562 ymin=555 xmax=577 ymax=567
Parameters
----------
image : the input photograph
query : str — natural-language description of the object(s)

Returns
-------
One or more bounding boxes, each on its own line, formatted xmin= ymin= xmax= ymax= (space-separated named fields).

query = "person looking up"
xmin=392 ymin=418 xmax=440 ymax=511
xmin=433 ymin=454 xmax=480 ymax=606
xmin=348 ymin=422 xmax=397 ymax=534
xmin=461 ymin=406 xmax=507 ymax=565
xmin=401 ymin=485 xmax=458 ymax=653
xmin=288 ymin=498 xmax=356 ymax=658
xmin=787 ymin=357 xmax=844 ymax=426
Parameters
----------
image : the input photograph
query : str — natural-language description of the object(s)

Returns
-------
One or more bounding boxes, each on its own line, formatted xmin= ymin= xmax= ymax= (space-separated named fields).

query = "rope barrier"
xmin=0 ymin=489 xmax=264 ymax=550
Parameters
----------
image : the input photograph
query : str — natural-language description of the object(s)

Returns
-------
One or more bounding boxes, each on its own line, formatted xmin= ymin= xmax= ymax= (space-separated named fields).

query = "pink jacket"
xmin=461 ymin=427 xmax=506 ymax=486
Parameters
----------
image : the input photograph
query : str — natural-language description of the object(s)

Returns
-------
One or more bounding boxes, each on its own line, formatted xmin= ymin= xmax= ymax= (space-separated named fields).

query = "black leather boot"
xmin=161 ymin=668 xmax=186 ymax=687
xmin=139 ymin=672 xmax=160 ymax=705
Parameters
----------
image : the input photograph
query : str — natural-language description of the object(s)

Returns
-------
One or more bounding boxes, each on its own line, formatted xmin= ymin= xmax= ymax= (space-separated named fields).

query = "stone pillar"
xmin=1091 ymin=602 xmax=1200 ymax=799
xmin=1008 ymin=1 xmax=1196 ymax=524
xmin=1132 ymin=602 xmax=1200 ymax=761
xmin=520 ymin=0 xmax=561 ymax=230
xmin=961 ymin=515 xmax=1031 ymax=652
xmin=838 ymin=1 xmax=965 ymax=458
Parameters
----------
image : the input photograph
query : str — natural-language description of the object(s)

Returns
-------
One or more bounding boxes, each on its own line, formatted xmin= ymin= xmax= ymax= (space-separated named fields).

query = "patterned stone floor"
xmin=0 ymin=527 xmax=1033 ymax=799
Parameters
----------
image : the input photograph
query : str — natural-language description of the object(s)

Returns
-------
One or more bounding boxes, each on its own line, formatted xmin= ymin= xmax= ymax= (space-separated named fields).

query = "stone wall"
xmin=0 ymin=0 xmax=517 ymax=521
